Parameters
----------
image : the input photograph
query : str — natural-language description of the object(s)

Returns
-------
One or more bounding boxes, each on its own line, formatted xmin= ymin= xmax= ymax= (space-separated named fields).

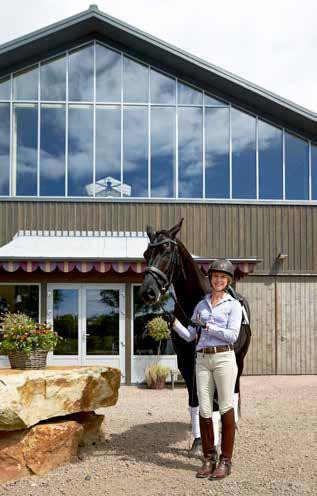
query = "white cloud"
xmin=0 ymin=0 xmax=315 ymax=113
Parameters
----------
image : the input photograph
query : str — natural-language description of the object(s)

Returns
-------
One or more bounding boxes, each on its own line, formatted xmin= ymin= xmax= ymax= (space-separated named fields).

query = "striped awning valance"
xmin=0 ymin=259 xmax=256 ymax=277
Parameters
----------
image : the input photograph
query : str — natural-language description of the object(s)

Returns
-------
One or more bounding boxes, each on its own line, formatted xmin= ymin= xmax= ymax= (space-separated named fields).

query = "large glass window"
xmin=95 ymin=106 xmax=121 ymax=197
xmin=0 ymin=285 xmax=39 ymax=321
xmin=123 ymin=57 xmax=148 ymax=103
xmin=178 ymin=107 xmax=203 ymax=198
xmin=40 ymin=104 xmax=65 ymax=196
xmin=40 ymin=56 xmax=66 ymax=101
xmin=151 ymin=107 xmax=176 ymax=197
xmin=133 ymin=285 xmax=175 ymax=355
xmin=0 ymin=104 xmax=10 ymax=195
xmin=150 ymin=69 xmax=175 ymax=104
xmin=68 ymin=45 xmax=94 ymax=101
xmin=14 ymin=103 xmax=38 ymax=196
xmin=1 ymin=40 xmax=314 ymax=202
xmin=232 ymin=108 xmax=256 ymax=199
xmin=258 ymin=120 xmax=283 ymax=199
xmin=123 ymin=106 xmax=148 ymax=197
xmin=285 ymin=132 xmax=309 ymax=200
xmin=68 ymin=105 xmax=93 ymax=196
xmin=96 ymin=44 xmax=121 ymax=102
xmin=53 ymin=289 xmax=78 ymax=355
xmin=205 ymin=108 xmax=230 ymax=198
xmin=0 ymin=77 xmax=10 ymax=100
xmin=13 ymin=66 xmax=38 ymax=101
xmin=312 ymin=144 xmax=317 ymax=200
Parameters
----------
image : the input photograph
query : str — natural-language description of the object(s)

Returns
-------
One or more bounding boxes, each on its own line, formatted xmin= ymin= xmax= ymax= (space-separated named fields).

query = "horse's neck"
xmin=173 ymin=240 xmax=208 ymax=315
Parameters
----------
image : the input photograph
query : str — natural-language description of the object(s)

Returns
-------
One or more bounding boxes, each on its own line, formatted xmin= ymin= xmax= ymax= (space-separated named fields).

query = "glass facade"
xmin=0 ymin=285 xmax=39 ymax=321
xmin=0 ymin=40 xmax=314 ymax=201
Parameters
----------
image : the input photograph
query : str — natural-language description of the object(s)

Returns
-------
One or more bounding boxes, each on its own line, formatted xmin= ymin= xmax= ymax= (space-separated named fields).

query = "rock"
xmin=0 ymin=420 xmax=83 ymax=483
xmin=0 ymin=366 xmax=120 ymax=431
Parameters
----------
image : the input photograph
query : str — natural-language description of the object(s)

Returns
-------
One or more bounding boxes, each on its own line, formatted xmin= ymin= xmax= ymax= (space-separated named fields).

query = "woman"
xmin=172 ymin=258 xmax=242 ymax=480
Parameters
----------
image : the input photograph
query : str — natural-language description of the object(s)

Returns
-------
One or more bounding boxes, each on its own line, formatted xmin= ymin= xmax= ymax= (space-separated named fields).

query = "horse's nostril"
xmin=148 ymin=289 xmax=156 ymax=300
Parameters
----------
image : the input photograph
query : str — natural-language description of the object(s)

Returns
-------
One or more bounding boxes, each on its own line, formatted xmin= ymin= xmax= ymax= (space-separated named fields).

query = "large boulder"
xmin=0 ymin=366 xmax=120 ymax=431
xmin=0 ymin=420 xmax=84 ymax=482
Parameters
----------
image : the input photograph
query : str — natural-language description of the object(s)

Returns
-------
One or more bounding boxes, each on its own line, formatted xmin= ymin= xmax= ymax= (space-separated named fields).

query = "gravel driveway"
xmin=1 ymin=376 xmax=316 ymax=496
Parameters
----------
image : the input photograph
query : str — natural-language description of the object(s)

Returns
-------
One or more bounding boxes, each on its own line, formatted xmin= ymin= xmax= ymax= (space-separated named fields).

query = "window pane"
xmin=133 ymin=286 xmax=175 ymax=356
xmin=0 ymin=77 xmax=10 ymax=100
xmin=232 ymin=108 xmax=256 ymax=199
xmin=40 ymin=105 xmax=65 ymax=196
xmin=123 ymin=107 xmax=148 ymax=197
xmin=0 ymin=103 xmax=10 ymax=195
xmin=14 ymin=104 xmax=38 ymax=196
xmin=68 ymin=45 xmax=94 ymax=101
xmin=0 ymin=285 xmax=39 ymax=321
xmin=13 ymin=66 xmax=38 ymax=100
xmin=53 ymin=289 xmax=78 ymax=355
xmin=178 ymin=81 xmax=202 ymax=105
xmin=205 ymin=108 xmax=229 ymax=198
xmin=123 ymin=57 xmax=148 ymax=103
xmin=312 ymin=144 xmax=317 ymax=200
xmin=178 ymin=107 xmax=203 ymax=198
xmin=96 ymin=44 xmax=121 ymax=102
xmin=86 ymin=289 xmax=119 ymax=355
xmin=151 ymin=107 xmax=176 ymax=198
xmin=68 ymin=105 xmax=93 ymax=196
xmin=204 ymin=93 xmax=227 ymax=106
xmin=95 ymin=106 xmax=121 ymax=197
xmin=150 ymin=69 xmax=176 ymax=104
xmin=258 ymin=120 xmax=282 ymax=199
xmin=285 ymin=132 xmax=309 ymax=200
xmin=40 ymin=56 xmax=66 ymax=101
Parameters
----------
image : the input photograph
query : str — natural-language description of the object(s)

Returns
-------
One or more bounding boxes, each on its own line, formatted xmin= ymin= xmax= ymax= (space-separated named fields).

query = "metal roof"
xmin=0 ymin=5 xmax=316 ymax=139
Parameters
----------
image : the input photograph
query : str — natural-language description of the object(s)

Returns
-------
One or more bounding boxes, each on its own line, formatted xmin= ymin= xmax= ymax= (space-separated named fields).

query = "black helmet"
xmin=208 ymin=259 xmax=234 ymax=279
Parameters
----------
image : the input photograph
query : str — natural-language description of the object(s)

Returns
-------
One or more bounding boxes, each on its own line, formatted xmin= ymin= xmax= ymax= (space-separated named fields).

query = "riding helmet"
xmin=208 ymin=259 xmax=234 ymax=279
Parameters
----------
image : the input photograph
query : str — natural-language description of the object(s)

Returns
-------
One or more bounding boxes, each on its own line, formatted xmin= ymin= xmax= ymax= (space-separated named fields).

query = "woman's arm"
xmin=173 ymin=319 xmax=196 ymax=342
xmin=206 ymin=300 xmax=242 ymax=343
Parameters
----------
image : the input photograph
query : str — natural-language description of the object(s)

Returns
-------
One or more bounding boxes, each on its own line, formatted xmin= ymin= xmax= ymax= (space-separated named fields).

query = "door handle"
xmin=85 ymin=333 xmax=91 ymax=337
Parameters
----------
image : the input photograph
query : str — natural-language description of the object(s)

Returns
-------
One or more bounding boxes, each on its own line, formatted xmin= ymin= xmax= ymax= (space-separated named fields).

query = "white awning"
xmin=0 ymin=230 xmax=148 ymax=260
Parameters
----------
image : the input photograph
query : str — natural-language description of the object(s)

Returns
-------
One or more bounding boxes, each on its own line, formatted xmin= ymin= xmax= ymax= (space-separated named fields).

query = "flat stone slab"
xmin=0 ymin=366 xmax=120 ymax=431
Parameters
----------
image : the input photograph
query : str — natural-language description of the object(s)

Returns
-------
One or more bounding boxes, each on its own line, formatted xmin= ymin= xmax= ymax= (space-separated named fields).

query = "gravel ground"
xmin=1 ymin=376 xmax=316 ymax=496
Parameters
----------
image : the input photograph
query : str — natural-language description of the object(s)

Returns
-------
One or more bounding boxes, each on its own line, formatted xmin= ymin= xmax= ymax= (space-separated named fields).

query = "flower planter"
xmin=148 ymin=377 xmax=166 ymax=390
xmin=8 ymin=350 xmax=48 ymax=370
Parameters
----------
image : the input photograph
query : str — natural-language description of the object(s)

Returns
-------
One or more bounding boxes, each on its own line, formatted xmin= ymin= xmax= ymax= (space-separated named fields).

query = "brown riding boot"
xmin=209 ymin=408 xmax=235 ymax=480
xmin=196 ymin=416 xmax=217 ymax=478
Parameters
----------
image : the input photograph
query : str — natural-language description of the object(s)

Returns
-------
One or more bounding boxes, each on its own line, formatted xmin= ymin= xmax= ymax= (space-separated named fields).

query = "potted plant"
xmin=144 ymin=316 xmax=171 ymax=389
xmin=0 ymin=312 xmax=60 ymax=369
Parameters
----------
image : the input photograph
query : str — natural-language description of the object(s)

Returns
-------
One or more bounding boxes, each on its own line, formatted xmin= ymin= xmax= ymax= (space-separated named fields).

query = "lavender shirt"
xmin=173 ymin=293 xmax=242 ymax=348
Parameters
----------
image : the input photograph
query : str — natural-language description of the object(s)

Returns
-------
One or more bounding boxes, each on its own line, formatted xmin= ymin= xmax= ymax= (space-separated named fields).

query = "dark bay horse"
xmin=140 ymin=219 xmax=251 ymax=416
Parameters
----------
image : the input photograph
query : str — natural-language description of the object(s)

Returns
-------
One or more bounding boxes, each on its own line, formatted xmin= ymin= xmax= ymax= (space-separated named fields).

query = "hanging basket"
xmin=8 ymin=350 xmax=48 ymax=370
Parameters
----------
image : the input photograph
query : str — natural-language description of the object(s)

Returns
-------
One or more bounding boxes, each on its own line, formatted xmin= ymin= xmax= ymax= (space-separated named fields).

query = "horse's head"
xmin=140 ymin=219 xmax=184 ymax=304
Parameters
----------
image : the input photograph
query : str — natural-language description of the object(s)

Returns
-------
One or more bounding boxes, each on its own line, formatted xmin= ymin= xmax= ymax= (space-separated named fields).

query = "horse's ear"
xmin=146 ymin=225 xmax=155 ymax=242
xmin=169 ymin=218 xmax=184 ymax=239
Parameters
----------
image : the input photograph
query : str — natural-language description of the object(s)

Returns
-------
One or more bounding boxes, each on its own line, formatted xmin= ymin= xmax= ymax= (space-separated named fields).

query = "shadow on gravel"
xmin=83 ymin=421 xmax=199 ymax=472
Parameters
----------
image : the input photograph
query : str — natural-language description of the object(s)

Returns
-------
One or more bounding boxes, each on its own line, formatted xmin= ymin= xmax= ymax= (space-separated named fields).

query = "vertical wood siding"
xmin=0 ymin=201 xmax=316 ymax=273
xmin=236 ymin=277 xmax=276 ymax=375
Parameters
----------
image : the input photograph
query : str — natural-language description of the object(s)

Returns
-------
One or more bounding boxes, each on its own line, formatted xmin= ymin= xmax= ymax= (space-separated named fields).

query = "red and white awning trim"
xmin=0 ymin=260 xmax=255 ymax=276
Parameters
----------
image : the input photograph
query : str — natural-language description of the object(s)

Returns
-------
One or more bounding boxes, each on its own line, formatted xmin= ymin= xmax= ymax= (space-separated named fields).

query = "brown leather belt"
xmin=197 ymin=344 xmax=234 ymax=354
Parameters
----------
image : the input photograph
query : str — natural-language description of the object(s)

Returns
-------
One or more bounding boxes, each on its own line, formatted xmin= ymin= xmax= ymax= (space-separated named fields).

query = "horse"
xmin=140 ymin=219 xmax=251 ymax=425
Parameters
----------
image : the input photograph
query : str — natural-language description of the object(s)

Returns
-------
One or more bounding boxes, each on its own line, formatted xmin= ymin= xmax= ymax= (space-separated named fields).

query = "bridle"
xmin=144 ymin=238 xmax=181 ymax=297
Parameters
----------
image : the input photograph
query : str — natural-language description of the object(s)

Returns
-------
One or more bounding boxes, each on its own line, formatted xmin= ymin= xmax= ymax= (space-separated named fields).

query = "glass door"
xmin=47 ymin=284 xmax=125 ymax=380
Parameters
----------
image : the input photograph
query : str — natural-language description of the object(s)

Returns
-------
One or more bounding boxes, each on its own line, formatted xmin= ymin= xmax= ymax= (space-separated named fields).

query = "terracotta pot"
xmin=149 ymin=377 xmax=166 ymax=389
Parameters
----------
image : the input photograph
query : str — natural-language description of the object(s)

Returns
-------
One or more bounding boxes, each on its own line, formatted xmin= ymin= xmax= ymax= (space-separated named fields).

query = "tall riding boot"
xmin=196 ymin=416 xmax=217 ymax=478
xmin=209 ymin=408 xmax=235 ymax=480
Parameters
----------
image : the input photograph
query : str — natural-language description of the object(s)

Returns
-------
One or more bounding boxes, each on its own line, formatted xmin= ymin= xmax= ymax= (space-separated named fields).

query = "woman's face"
xmin=210 ymin=271 xmax=229 ymax=292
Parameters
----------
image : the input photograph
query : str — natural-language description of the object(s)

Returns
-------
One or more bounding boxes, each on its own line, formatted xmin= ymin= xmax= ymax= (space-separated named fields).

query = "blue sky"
xmin=1 ymin=0 xmax=316 ymax=112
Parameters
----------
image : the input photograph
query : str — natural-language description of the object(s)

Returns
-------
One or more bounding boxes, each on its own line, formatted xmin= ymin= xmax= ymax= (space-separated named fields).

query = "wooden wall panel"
xmin=236 ymin=277 xmax=276 ymax=375
xmin=277 ymin=277 xmax=317 ymax=375
xmin=0 ymin=201 xmax=317 ymax=274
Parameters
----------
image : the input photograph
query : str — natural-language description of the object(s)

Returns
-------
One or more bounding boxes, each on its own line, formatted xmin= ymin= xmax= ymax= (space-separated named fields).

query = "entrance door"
xmin=47 ymin=284 xmax=125 ymax=380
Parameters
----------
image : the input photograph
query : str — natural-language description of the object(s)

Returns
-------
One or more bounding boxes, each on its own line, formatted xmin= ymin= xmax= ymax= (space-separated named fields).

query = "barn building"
xmin=0 ymin=5 xmax=316 ymax=381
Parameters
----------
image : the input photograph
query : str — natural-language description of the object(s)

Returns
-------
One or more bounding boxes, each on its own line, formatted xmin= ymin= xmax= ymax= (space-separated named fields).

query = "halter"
xmin=144 ymin=238 xmax=180 ymax=297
